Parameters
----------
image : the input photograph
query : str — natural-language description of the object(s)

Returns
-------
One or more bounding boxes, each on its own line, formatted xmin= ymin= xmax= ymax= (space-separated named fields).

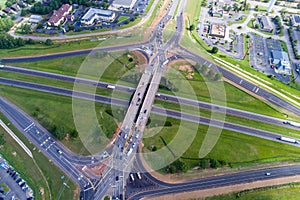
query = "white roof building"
xmin=111 ymin=0 xmax=137 ymax=10
xmin=81 ymin=8 xmax=116 ymax=25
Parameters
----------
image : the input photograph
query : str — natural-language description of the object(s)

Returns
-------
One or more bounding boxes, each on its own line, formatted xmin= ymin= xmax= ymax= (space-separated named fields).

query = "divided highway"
xmin=0 ymin=65 xmax=296 ymax=131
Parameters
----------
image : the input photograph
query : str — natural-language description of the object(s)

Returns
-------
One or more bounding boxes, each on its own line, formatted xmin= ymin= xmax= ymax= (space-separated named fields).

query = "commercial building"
xmin=47 ymin=4 xmax=72 ymax=27
xmin=111 ymin=0 xmax=137 ymax=10
xmin=259 ymin=16 xmax=273 ymax=32
xmin=209 ymin=23 xmax=226 ymax=38
xmin=81 ymin=8 xmax=116 ymax=26
xmin=271 ymin=50 xmax=291 ymax=75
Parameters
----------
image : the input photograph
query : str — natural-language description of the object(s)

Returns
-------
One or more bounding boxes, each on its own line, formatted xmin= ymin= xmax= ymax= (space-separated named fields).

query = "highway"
xmin=1 ymin=65 xmax=297 ymax=131
xmin=129 ymin=165 xmax=300 ymax=199
xmin=0 ymin=76 xmax=299 ymax=147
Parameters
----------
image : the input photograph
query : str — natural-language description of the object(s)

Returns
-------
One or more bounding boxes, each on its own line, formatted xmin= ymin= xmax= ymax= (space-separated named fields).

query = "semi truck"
xmin=280 ymin=136 xmax=300 ymax=144
xmin=107 ymin=85 xmax=116 ymax=90
xmin=283 ymin=121 xmax=300 ymax=128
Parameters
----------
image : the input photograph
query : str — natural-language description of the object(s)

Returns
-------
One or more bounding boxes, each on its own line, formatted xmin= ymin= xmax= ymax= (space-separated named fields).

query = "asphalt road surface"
xmin=1 ymin=65 xmax=296 ymax=131
xmin=1 ymin=77 xmax=298 ymax=148
xmin=129 ymin=165 xmax=300 ymax=199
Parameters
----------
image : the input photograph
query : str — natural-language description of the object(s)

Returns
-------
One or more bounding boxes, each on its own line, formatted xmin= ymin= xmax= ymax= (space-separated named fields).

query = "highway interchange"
xmin=1 ymin=0 xmax=300 ymax=199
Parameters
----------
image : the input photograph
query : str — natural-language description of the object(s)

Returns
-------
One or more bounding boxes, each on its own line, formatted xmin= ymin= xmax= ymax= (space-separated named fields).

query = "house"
xmin=209 ymin=23 xmax=226 ymax=39
xmin=0 ymin=11 xmax=6 ymax=16
xmin=291 ymin=14 xmax=300 ymax=27
xmin=28 ymin=15 xmax=43 ymax=24
xmin=47 ymin=4 xmax=72 ymax=27
xmin=11 ymin=3 xmax=20 ymax=11
xmin=3 ymin=7 xmax=13 ymax=14
xmin=81 ymin=8 xmax=116 ymax=25
xmin=111 ymin=0 xmax=137 ymax=10
xmin=260 ymin=16 xmax=273 ymax=32
xmin=271 ymin=50 xmax=291 ymax=75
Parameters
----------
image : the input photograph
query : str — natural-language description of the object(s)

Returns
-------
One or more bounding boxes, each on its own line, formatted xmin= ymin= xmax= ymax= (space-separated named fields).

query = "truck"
xmin=130 ymin=173 xmax=135 ymax=182
xmin=280 ymin=136 xmax=300 ymax=144
xmin=107 ymin=85 xmax=116 ymax=90
xmin=136 ymin=172 xmax=142 ymax=180
xmin=283 ymin=121 xmax=300 ymax=128
xmin=127 ymin=148 xmax=133 ymax=156
xmin=163 ymin=59 xmax=169 ymax=66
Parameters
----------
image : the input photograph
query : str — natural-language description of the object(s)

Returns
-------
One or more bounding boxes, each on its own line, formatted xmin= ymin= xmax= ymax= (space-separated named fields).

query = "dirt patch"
xmin=143 ymin=175 xmax=300 ymax=200
xmin=73 ymin=187 xmax=80 ymax=200
xmin=132 ymin=50 xmax=148 ymax=65
xmin=40 ymin=187 xmax=45 ymax=200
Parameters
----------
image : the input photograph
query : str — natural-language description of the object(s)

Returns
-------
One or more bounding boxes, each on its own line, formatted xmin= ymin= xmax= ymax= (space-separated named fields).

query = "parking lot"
xmin=250 ymin=34 xmax=291 ymax=83
xmin=0 ymin=161 xmax=29 ymax=200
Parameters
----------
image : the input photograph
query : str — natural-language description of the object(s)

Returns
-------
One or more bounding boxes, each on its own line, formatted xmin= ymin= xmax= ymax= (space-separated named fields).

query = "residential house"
xmin=47 ymin=4 xmax=72 ymax=27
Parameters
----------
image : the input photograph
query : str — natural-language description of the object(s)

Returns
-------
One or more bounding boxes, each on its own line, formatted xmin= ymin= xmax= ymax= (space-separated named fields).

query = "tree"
xmin=189 ymin=24 xmax=195 ymax=31
xmin=70 ymin=129 xmax=78 ymax=138
xmin=210 ymin=159 xmax=220 ymax=169
xmin=199 ymin=159 xmax=210 ymax=169
xmin=45 ymin=39 xmax=53 ymax=46
xmin=210 ymin=46 xmax=219 ymax=54
xmin=20 ymin=23 xmax=32 ymax=34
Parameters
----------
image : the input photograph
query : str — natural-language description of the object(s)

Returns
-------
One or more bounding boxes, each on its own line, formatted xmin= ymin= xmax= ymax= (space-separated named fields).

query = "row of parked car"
xmin=6 ymin=168 xmax=30 ymax=194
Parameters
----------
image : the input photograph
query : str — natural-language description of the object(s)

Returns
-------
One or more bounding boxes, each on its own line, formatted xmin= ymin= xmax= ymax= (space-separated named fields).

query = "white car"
xmin=265 ymin=172 xmax=271 ymax=176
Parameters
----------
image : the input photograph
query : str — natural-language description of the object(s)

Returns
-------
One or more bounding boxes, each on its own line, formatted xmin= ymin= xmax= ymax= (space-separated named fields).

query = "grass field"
xmin=154 ymin=100 xmax=300 ymax=138
xmin=142 ymin=114 xmax=300 ymax=171
xmin=206 ymin=182 xmax=300 ymax=200
xmin=117 ymin=16 xmax=130 ymax=23
xmin=0 ymin=40 xmax=103 ymax=58
xmin=0 ymin=113 xmax=78 ymax=200
xmin=163 ymin=19 xmax=176 ymax=43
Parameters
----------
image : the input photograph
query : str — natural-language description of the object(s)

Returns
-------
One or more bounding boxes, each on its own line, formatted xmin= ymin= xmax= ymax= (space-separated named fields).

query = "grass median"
xmin=142 ymin=113 xmax=300 ymax=172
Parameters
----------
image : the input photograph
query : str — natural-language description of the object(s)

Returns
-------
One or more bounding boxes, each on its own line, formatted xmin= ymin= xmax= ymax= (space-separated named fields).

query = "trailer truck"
xmin=280 ymin=136 xmax=300 ymax=144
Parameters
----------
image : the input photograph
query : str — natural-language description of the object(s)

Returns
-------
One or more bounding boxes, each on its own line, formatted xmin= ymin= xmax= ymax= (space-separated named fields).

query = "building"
xmin=28 ymin=15 xmax=43 ymax=24
xmin=111 ymin=0 xmax=137 ymax=10
xmin=3 ymin=7 xmax=13 ymax=14
xmin=81 ymin=8 xmax=116 ymax=25
xmin=209 ymin=23 xmax=226 ymax=39
xmin=47 ymin=4 xmax=72 ymax=27
xmin=211 ymin=7 xmax=223 ymax=18
xmin=291 ymin=14 xmax=300 ymax=27
xmin=271 ymin=50 xmax=291 ymax=75
xmin=260 ymin=16 xmax=273 ymax=32
xmin=11 ymin=3 xmax=20 ymax=11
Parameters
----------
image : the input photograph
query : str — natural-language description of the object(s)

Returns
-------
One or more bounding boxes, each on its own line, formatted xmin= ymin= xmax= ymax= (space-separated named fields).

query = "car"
xmin=265 ymin=172 xmax=271 ymax=176
xmin=57 ymin=150 xmax=62 ymax=155
xmin=116 ymin=176 xmax=119 ymax=181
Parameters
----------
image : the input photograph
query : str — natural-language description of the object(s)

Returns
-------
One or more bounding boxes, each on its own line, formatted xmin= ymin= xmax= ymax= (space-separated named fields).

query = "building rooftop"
xmin=260 ymin=16 xmax=273 ymax=30
xmin=209 ymin=24 xmax=226 ymax=38
xmin=81 ymin=8 xmax=114 ymax=21
xmin=112 ymin=0 xmax=134 ymax=7
xmin=48 ymin=4 xmax=71 ymax=25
